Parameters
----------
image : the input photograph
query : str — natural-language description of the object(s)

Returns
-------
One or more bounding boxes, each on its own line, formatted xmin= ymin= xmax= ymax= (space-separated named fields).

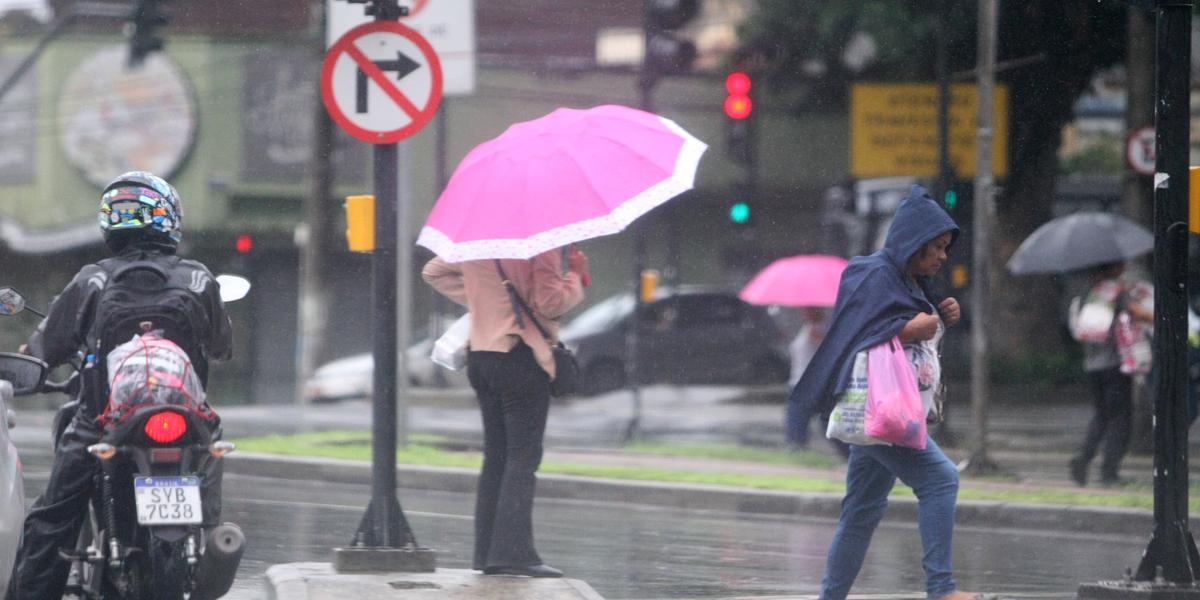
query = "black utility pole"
xmin=1080 ymin=0 xmax=1198 ymax=595
xmin=626 ymin=0 xmax=698 ymax=441
xmin=626 ymin=1 xmax=655 ymax=442
xmin=1136 ymin=0 xmax=1199 ymax=584
xmin=334 ymin=0 xmax=434 ymax=573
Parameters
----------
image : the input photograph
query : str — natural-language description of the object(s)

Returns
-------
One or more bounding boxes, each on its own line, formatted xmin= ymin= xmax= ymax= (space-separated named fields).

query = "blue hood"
xmin=786 ymin=185 xmax=959 ymax=439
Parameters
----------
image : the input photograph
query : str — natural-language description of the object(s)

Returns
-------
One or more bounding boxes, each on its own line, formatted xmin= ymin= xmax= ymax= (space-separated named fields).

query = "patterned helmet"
xmin=98 ymin=171 xmax=183 ymax=244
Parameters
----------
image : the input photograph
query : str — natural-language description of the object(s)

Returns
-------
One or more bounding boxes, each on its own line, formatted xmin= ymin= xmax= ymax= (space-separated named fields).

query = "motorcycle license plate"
xmin=134 ymin=476 xmax=202 ymax=525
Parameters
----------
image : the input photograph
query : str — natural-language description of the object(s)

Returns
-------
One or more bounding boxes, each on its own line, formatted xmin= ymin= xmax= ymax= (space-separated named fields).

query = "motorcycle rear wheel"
xmin=143 ymin=538 xmax=189 ymax=600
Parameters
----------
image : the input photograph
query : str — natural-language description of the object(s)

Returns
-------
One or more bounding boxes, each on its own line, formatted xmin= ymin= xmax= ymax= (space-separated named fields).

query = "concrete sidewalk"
xmin=263 ymin=563 xmax=605 ymax=600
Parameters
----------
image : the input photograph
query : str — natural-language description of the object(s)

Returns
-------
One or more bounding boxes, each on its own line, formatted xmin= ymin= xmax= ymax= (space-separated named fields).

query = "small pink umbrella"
xmin=739 ymin=255 xmax=849 ymax=307
xmin=417 ymin=104 xmax=707 ymax=261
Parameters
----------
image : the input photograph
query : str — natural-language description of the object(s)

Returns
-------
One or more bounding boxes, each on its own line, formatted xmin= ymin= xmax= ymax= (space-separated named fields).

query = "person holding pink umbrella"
xmin=418 ymin=104 xmax=704 ymax=578
xmin=422 ymin=247 xmax=589 ymax=578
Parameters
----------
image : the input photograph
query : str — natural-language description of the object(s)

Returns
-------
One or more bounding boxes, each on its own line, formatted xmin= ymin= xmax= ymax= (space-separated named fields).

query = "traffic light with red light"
xmin=725 ymin=71 xmax=755 ymax=165
xmin=644 ymin=0 xmax=699 ymax=79
xmin=724 ymin=72 xmax=752 ymax=119
xmin=235 ymin=234 xmax=253 ymax=255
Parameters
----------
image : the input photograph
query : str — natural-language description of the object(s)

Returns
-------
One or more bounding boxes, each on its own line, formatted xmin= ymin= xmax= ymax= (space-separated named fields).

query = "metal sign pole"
xmin=352 ymin=140 xmax=410 ymax=549
xmin=333 ymin=0 xmax=435 ymax=573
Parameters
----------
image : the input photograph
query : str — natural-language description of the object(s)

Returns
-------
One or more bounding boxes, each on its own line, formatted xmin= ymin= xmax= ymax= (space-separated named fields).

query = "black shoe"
xmin=483 ymin=564 xmax=563 ymax=578
xmin=1069 ymin=458 xmax=1088 ymax=487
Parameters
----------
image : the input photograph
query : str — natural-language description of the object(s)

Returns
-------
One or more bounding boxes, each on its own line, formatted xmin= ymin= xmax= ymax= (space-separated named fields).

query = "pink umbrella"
xmin=417 ymin=104 xmax=707 ymax=261
xmin=739 ymin=255 xmax=849 ymax=307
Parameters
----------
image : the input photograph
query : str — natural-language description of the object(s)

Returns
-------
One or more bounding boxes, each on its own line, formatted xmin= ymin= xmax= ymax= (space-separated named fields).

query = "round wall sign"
xmin=57 ymin=46 xmax=197 ymax=187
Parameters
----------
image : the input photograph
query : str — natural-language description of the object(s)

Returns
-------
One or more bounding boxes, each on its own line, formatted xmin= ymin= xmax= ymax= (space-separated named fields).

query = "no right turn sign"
xmin=321 ymin=20 xmax=444 ymax=144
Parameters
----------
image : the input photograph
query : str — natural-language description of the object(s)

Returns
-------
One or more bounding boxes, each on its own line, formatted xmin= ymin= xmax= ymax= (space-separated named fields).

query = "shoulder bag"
xmin=494 ymin=260 xmax=580 ymax=397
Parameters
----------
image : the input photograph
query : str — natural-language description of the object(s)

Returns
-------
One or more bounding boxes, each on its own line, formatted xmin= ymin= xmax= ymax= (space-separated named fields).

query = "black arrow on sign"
xmin=356 ymin=51 xmax=421 ymax=113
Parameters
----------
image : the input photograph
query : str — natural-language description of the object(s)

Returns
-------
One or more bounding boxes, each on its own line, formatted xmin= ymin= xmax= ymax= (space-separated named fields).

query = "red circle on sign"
xmin=407 ymin=0 xmax=429 ymax=17
xmin=321 ymin=20 xmax=444 ymax=144
xmin=1125 ymin=125 xmax=1156 ymax=177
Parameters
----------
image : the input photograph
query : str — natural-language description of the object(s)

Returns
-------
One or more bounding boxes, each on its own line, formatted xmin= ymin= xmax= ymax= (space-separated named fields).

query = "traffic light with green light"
xmin=729 ymin=201 xmax=751 ymax=225
xmin=943 ymin=188 xmax=958 ymax=211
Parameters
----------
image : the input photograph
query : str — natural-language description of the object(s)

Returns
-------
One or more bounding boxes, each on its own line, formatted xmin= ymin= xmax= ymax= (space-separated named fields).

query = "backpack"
xmin=87 ymin=259 xmax=212 ymax=386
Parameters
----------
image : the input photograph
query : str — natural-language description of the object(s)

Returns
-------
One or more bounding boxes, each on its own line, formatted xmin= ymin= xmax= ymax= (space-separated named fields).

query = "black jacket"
xmin=24 ymin=245 xmax=233 ymax=383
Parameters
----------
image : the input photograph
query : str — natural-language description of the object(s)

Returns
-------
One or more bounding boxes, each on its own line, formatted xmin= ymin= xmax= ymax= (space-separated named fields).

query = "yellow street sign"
xmin=850 ymin=83 xmax=1009 ymax=179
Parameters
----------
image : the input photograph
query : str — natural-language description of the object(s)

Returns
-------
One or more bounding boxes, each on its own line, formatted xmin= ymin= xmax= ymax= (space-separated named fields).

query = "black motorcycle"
xmin=0 ymin=283 xmax=247 ymax=600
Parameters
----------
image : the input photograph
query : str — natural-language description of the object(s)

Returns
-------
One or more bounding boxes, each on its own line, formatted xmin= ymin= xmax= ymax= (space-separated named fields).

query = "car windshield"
xmin=561 ymin=294 xmax=635 ymax=339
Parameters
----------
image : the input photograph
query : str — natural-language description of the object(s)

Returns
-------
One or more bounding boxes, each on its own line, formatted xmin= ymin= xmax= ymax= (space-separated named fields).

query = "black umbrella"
xmin=1006 ymin=211 xmax=1154 ymax=275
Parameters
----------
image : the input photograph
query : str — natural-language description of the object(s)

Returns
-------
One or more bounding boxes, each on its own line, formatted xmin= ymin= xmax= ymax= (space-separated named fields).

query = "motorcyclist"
xmin=6 ymin=171 xmax=233 ymax=600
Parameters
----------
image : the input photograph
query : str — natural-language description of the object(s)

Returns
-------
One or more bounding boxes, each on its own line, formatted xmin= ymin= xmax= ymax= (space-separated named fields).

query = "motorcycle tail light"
xmin=149 ymin=447 xmax=183 ymax=463
xmin=144 ymin=412 xmax=188 ymax=444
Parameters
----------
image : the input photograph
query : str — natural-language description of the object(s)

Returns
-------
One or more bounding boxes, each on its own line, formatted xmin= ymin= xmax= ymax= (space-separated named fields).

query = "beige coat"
xmin=421 ymin=250 xmax=586 ymax=379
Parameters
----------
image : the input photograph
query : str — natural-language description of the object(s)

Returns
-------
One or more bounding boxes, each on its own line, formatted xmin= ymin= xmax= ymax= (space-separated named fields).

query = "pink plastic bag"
xmin=865 ymin=337 xmax=927 ymax=449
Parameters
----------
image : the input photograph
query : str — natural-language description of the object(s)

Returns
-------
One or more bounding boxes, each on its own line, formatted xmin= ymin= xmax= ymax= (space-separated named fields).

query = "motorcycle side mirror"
xmin=0 ymin=287 xmax=28 ymax=317
xmin=0 ymin=352 xmax=49 ymax=396
xmin=216 ymin=275 xmax=251 ymax=303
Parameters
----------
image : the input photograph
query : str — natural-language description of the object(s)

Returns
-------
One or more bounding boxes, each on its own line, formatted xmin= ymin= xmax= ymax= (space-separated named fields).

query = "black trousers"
xmin=1075 ymin=366 xmax=1133 ymax=481
xmin=466 ymin=343 xmax=551 ymax=570
xmin=7 ymin=408 xmax=223 ymax=600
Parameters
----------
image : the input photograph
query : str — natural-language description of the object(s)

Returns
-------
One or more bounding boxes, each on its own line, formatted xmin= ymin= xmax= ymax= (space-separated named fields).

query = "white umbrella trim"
xmin=416 ymin=117 xmax=708 ymax=262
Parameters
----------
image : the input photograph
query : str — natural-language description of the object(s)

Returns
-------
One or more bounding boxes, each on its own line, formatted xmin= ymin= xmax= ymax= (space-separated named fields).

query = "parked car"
xmin=0 ymin=380 xmax=24 ymax=593
xmin=559 ymin=287 xmax=791 ymax=396
xmin=302 ymin=336 xmax=469 ymax=403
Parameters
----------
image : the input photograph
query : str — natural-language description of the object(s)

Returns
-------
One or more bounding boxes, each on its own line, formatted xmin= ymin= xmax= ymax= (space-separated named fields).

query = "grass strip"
xmin=623 ymin=441 xmax=840 ymax=469
xmin=235 ymin=431 xmax=1198 ymax=512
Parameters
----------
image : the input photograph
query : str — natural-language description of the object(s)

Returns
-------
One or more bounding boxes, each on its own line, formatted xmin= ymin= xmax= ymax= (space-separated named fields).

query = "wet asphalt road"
xmin=15 ymin=432 xmax=1149 ymax=600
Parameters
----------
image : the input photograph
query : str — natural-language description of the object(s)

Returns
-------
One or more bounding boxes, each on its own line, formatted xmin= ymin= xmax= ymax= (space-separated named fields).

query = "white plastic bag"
xmin=826 ymin=349 xmax=889 ymax=446
xmin=1069 ymin=295 xmax=1115 ymax=343
xmin=431 ymin=313 xmax=471 ymax=371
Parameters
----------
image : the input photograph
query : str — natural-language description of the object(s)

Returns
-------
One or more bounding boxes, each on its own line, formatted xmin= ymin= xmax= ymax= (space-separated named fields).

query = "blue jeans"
xmin=820 ymin=437 xmax=960 ymax=600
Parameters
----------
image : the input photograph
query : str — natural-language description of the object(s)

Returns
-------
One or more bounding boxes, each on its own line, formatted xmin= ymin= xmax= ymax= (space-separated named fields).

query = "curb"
xmin=264 ymin=563 xmax=606 ymax=600
xmin=224 ymin=453 xmax=1158 ymax=538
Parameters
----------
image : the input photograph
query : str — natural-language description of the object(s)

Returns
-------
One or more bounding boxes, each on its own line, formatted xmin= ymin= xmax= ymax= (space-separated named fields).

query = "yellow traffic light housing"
xmin=345 ymin=195 xmax=375 ymax=252
xmin=1190 ymin=166 xmax=1200 ymax=234
xmin=951 ymin=264 xmax=968 ymax=289
xmin=640 ymin=269 xmax=660 ymax=303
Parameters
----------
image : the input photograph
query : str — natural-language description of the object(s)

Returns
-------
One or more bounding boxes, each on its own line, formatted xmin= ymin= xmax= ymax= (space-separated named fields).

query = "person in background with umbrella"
xmin=422 ymin=247 xmax=589 ymax=578
xmin=1005 ymin=211 xmax=1156 ymax=488
xmin=1066 ymin=261 xmax=1153 ymax=487
xmin=786 ymin=306 xmax=849 ymax=457
xmin=789 ymin=307 xmax=831 ymax=389
xmin=738 ymin=255 xmax=848 ymax=453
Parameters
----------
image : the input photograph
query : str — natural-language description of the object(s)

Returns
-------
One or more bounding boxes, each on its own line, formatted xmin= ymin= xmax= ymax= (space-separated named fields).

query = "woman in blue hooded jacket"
xmin=788 ymin=185 xmax=980 ymax=600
